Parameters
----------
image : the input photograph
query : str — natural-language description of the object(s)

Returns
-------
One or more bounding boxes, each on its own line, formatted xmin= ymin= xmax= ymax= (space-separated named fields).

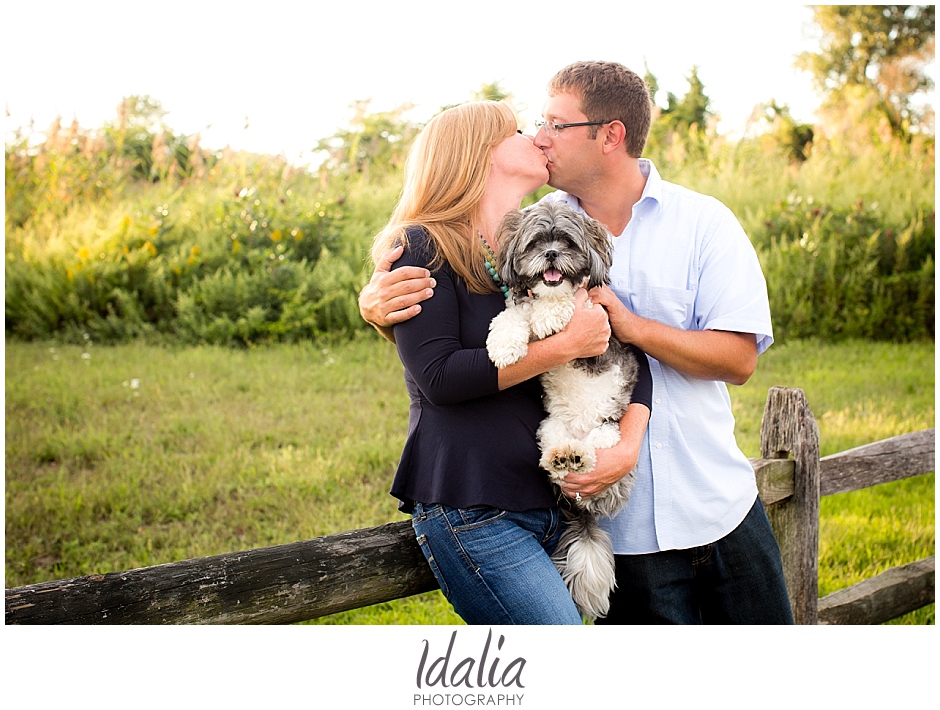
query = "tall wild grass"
xmin=5 ymin=103 xmax=935 ymax=345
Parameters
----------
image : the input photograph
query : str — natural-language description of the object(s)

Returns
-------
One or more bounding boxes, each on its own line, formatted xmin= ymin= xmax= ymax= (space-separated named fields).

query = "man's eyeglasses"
xmin=535 ymin=119 xmax=611 ymax=138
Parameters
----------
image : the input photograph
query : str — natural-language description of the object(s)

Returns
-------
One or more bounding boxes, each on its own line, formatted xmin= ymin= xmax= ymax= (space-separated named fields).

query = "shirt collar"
xmin=637 ymin=158 xmax=662 ymax=213
xmin=556 ymin=158 xmax=662 ymax=211
xmin=547 ymin=158 xmax=663 ymax=228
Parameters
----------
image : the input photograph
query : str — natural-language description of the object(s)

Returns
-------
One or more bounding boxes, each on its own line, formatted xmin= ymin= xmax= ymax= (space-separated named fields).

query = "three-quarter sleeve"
xmin=626 ymin=343 xmax=653 ymax=412
xmin=391 ymin=229 xmax=500 ymax=406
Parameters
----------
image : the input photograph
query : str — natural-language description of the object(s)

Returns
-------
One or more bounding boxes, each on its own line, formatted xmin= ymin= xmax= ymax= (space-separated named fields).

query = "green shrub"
xmin=5 ymin=97 xmax=935 ymax=346
xmin=5 ymin=151 xmax=369 ymax=345
xmin=753 ymin=196 xmax=934 ymax=341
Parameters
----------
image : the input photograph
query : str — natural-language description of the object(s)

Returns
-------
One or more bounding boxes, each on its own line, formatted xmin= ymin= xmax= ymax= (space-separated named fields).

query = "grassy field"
xmin=4 ymin=336 xmax=934 ymax=624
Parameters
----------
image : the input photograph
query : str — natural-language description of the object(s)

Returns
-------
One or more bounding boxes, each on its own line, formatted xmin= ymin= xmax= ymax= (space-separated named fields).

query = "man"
xmin=360 ymin=61 xmax=793 ymax=624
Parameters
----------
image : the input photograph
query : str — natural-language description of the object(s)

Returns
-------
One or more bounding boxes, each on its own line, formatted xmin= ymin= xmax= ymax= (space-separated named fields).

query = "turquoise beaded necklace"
xmin=478 ymin=232 xmax=510 ymax=299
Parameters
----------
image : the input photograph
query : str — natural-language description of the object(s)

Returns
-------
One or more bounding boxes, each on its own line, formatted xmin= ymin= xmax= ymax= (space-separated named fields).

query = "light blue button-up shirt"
xmin=542 ymin=159 xmax=773 ymax=553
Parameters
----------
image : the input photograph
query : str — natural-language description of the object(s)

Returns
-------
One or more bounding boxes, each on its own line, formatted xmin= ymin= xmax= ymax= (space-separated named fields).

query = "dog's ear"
xmin=583 ymin=215 xmax=613 ymax=288
xmin=495 ymin=210 xmax=525 ymax=292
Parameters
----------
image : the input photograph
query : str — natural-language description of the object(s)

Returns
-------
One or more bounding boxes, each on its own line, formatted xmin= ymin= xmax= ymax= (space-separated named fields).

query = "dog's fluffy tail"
xmin=551 ymin=511 xmax=616 ymax=620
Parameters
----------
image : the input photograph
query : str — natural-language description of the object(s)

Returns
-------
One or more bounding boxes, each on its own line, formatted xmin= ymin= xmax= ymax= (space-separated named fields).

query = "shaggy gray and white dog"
xmin=486 ymin=200 xmax=638 ymax=620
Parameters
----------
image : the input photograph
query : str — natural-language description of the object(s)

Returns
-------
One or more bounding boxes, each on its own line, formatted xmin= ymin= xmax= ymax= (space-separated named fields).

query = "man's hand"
xmin=558 ymin=451 xmax=630 ymax=499
xmin=586 ymin=284 xmax=637 ymax=345
xmin=359 ymin=245 xmax=436 ymax=340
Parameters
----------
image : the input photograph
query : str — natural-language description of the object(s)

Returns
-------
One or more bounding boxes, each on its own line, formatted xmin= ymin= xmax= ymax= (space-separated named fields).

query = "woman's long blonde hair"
xmin=372 ymin=100 xmax=518 ymax=294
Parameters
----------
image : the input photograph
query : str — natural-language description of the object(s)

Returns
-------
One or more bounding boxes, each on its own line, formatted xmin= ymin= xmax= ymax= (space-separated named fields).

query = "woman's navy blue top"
xmin=389 ymin=226 xmax=652 ymax=513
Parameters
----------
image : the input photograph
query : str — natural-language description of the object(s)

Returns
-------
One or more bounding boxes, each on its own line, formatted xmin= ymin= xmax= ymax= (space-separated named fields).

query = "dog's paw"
xmin=541 ymin=441 xmax=595 ymax=478
xmin=530 ymin=301 xmax=575 ymax=340
xmin=487 ymin=339 xmax=529 ymax=368
xmin=486 ymin=310 xmax=531 ymax=368
xmin=584 ymin=422 xmax=621 ymax=451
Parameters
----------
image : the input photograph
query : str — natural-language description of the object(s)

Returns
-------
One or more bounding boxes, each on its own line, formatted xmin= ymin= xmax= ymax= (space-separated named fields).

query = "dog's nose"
xmin=544 ymin=249 xmax=559 ymax=260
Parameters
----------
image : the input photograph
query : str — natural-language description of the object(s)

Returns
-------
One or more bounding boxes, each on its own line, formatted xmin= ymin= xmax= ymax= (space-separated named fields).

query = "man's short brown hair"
xmin=547 ymin=61 xmax=652 ymax=158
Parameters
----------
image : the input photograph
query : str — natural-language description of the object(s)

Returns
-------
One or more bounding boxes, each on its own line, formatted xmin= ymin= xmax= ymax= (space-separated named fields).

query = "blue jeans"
xmin=596 ymin=497 xmax=794 ymax=624
xmin=412 ymin=502 xmax=584 ymax=625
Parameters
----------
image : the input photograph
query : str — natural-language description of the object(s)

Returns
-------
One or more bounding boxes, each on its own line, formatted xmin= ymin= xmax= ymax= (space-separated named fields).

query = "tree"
xmin=660 ymin=66 xmax=711 ymax=132
xmin=797 ymin=5 xmax=935 ymax=136
xmin=315 ymin=100 xmax=421 ymax=182
xmin=106 ymin=95 xmax=196 ymax=181
xmin=440 ymin=81 xmax=514 ymax=112
xmin=644 ymin=66 xmax=714 ymax=161
xmin=317 ymin=83 xmax=514 ymax=183
xmin=472 ymin=81 xmax=511 ymax=102
xmin=757 ymin=101 xmax=815 ymax=162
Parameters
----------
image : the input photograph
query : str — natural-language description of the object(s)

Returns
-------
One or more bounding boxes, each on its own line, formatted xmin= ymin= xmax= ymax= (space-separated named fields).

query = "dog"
xmin=485 ymin=200 xmax=639 ymax=620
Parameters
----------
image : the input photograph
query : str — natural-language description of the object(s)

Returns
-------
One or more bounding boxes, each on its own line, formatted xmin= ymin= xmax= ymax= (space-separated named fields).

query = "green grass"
xmin=5 ymin=335 xmax=411 ymax=579
xmin=731 ymin=339 xmax=935 ymax=458
xmin=5 ymin=337 xmax=933 ymax=625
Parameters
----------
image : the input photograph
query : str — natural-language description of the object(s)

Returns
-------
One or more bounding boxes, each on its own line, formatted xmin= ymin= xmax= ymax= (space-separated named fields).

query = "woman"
xmin=373 ymin=101 xmax=651 ymax=624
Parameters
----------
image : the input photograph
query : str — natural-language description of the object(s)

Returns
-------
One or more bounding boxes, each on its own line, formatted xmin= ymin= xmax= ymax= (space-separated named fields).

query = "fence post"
xmin=759 ymin=386 xmax=820 ymax=625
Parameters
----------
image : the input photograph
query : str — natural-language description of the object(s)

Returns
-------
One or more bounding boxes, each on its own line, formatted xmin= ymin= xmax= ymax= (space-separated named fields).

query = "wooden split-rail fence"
xmin=5 ymin=387 xmax=935 ymax=625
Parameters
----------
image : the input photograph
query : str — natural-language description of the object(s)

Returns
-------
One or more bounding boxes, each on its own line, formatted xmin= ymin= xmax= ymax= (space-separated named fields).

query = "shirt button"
xmin=655 ymin=443 xmax=663 ymax=449
xmin=655 ymin=397 xmax=661 ymax=404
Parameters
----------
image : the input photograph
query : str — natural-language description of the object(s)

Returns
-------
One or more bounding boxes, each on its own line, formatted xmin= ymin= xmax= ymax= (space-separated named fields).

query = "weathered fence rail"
xmin=5 ymin=387 xmax=934 ymax=625
xmin=5 ymin=521 xmax=437 ymax=625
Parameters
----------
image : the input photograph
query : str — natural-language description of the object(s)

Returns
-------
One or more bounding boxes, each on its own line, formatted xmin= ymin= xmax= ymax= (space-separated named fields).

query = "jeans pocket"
xmin=450 ymin=505 xmax=508 ymax=531
xmin=541 ymin=508 xmax=562 ymax=548
xmin=415 ymin=532 xmax=450 ymax=599
xmin=412 ymin=501 xmax=429 ymax=522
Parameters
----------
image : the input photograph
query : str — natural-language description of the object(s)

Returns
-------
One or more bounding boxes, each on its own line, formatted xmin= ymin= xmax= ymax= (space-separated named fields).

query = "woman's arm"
xmin=393 ymin=257 xmax=495 ymax=405
xmin=496 ymin=289 xmax=612 ymax=390
xmin=400 ymin=286 xmax=613 ymax=404
xmin=395 ymin=229 xmax=616 ymax=404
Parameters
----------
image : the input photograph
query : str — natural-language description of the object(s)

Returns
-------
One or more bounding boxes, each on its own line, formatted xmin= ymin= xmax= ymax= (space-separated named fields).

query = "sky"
xmin=3 ymin=1 xmax=829 ymax=167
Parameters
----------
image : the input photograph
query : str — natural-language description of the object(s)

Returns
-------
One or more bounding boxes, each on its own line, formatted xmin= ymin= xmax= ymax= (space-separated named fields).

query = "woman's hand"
xmin=557 ymin=404 xmax=650 ymax=500
xmin=556 ymin=288 xmax=611 ymax=360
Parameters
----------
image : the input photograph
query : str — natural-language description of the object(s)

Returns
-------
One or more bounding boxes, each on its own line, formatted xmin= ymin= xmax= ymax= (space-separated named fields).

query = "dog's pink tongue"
xmin=544 ymin=268 xmax=562 ymax=282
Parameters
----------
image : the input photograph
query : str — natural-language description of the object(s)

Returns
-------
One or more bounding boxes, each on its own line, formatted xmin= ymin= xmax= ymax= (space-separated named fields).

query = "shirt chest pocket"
xmin=640 ymin=286 xmax=696 ymax=329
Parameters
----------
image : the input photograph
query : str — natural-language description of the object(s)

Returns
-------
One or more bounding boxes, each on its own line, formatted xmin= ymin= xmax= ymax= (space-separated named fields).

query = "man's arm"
xmin=589 ymin=285 xmax=758 ymax=385
xmin=358 ymin=245 xmax=436 ymax=343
